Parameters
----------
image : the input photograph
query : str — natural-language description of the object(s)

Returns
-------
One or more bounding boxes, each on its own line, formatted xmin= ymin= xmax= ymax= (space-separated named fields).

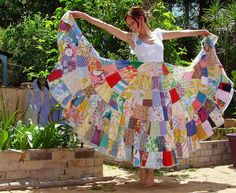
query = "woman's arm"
xmin=162 ymin=29 xmax=210 ymax=40
xmin=70 ymin=11 xmax=133 ymax=45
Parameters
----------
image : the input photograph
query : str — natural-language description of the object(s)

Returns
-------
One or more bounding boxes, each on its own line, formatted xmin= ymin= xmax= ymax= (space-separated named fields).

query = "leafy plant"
xmin=202 ymin=0 xmax=236 ymax=77
xmin=8 ymin=119 xmax=80 ymax=150
xmin=0 ymin=89 xmax=19 ymax=150
xmin=1 ymin=14 xmax=58 ymax=86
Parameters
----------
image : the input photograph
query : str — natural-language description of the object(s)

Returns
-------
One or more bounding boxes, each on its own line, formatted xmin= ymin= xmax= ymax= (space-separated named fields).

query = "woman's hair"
xmin=124 ymin=6 xmax=150 ymax=24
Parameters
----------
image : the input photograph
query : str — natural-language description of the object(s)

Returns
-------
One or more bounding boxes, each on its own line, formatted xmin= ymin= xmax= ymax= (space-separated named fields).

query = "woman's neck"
xmin=138 ymin=24 xmax=151 ymax=38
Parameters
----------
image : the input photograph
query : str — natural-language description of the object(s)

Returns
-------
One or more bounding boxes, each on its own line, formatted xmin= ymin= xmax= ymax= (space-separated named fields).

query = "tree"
xmin=0 ymin=0 xmax=62 ymax=28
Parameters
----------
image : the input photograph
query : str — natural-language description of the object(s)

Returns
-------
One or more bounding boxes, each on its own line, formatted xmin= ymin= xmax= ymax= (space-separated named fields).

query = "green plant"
xmin=0 ymin=89 xmax=19 ymax=150
xmin=1 ymin=14 xmax=58 ymax=86
xmin=8 ymin=119 xmax=80 ymax=150
xmin=202 ymin=0 xmax=236 ymax=76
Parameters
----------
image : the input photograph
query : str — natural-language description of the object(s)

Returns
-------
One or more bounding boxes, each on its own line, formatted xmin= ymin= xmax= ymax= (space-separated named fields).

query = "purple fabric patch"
xmin=91 ymin=128 xmax=101 ymax=146
xmin=152 ymin=76 xmax=162 ymax=90
xmin=160 ymin=91 xmax=166 ymax=106
xmin=197 ymin=107 xmax=208 ymax=122
xmin=152 ymin=90 xmax=161 ymax=106
xmin=159 ymin=121 xmax=167 ymax=135
xmin=186 ymin=120 xmax=197 ymax=136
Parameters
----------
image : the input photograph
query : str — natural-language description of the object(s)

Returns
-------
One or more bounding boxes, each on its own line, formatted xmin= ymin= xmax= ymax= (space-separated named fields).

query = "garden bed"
xmin=0 ymin=147 xmax=103 ymax=182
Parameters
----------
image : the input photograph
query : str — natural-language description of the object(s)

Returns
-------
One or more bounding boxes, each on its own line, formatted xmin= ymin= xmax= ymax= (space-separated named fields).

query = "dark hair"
xmin=124 ymin=6 xmax=150 ymax=24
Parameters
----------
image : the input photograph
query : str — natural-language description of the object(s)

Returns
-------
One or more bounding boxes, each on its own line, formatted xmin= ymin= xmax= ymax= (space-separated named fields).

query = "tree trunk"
xmin=198 ymin=0 xmax=211 ymax=28
xmin=183 ymin=0 xmax=190 ymax=28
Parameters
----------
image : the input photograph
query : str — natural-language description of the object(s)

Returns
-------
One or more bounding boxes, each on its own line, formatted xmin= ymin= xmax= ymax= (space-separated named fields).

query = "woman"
xmin=48 ymin=6 xmax=234 ymax=187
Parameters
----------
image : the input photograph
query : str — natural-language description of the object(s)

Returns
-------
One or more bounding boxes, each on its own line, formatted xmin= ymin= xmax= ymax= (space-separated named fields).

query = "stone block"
xmin=94 ymin=165 xmax=103 ymax=175
xmin=30 ymin=150 xmax=52 ymax=160
xmin=213 ymin=149 xmax=225 ymax=155
xmin=0 ymin=162 xmax=20 ymax=171
xmin=86 ymin=158 xmax=95 ymax=166
xmin=94 ymin=157 xmax=104 ymax=166
xmin=224 ymin=118 xmax=236 ymax=128
xmin=6 ymin=170 xmax=30 ymax=180
xmin=211 ymin=155 xmax=222 ymax=162
xmin=67 ymin=159 xmax=86 ymax=167
xmin=199 ymin=156 xmax=210 ymax=163
xmin=75 ymin=149 xmax=95 ymax=159
xmin=0 ymin=172 xmax=6 ymax=181
xmin=200 ymin=150 xmax=213 ymax=157
xmin=30 ymin=168 xmax=54 ymax=179
xmin=45 ymin=160 xmax=67 ymax=168
xmin=52 ymin=149 xmax=74 ymax=160
xmin=19 ymin=160 xmax=46 ymax=170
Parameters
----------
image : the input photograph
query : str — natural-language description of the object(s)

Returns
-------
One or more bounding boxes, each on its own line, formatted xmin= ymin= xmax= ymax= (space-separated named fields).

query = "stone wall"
xmin=178 ymin=140 xmax=232 ymax=169
xmin=105 ymin=140 xmax=232 ymax=170
xmin=0 ymin=147 xmax=103 ymax=182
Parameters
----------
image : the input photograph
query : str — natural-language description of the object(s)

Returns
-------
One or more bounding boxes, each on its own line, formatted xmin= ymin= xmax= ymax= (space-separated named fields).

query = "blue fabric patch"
xmin=186 ymin=120 xmax=197 ymax=136
xmin=114 ymin=83 xmax=125 ymax=92
xmin=171 ymin=150 xmax=178 ymax=164
xmin=77 ymin=55 xmax=88 ymax=67
xmin=72 ymin=95 xmax=85 ymax=107
xmin=202 ymin=67 xmax=208 ymax=77
xmin=100 ymin=133 xmax=108 ymax=147
xmin=162 ymin=106 xmax=168 ymax=121
xmin=62 ymin=93 xmax=72 ymax=106
xmin=196 ymin=91 xmax=206 ymax=103
xmin=155 ymin=136 xmax=166 ymax=152
xmin=115 ymin=60 xmax=131 ymax=70
xmin=108 ymin=99 xmax=118 ymax=110
xmin=112 ymin=141 xmax=119 ymax=157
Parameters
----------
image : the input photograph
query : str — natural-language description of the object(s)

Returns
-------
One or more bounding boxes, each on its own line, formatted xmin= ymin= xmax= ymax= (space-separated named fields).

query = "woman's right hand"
xmin=70 ymin=11 xmax=84 ymax=19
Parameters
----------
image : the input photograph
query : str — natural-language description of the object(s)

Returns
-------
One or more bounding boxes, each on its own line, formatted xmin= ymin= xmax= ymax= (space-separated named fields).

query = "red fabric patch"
xmin=141 ymin=151 xmax=148 ymax=167
xmin=163 ymin=151 xmax=173 ymax=166
xmin=169 ymin=88 xmax=180 ymax=104
xmin=106 ymin=72 xmax=122 ymax=88
xmin=162 ymin=64 xmax=169 ymax=75
xmin=48 ymin=69 xmax=62 ymax=82
xmin=192 ymin=99 xmax=202 ymax=112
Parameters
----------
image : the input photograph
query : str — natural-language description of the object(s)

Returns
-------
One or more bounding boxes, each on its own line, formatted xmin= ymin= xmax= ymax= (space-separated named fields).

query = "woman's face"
xmin=125 ymin=16 xmax=141 ymax=33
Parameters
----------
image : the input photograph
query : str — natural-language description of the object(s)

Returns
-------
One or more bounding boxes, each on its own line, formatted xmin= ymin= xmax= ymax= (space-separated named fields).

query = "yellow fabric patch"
xmin=95 ymin=82 xmax=113 ymax=103
xmin=120 ymin=113 xmax=125 ymax=127
xmin=78 ymin=98 xmax=90 ymax=112
xmin=196 ymin=125 xmax=208 ymax=140
xmin=80 ymin=77 xmax=91 ymax=89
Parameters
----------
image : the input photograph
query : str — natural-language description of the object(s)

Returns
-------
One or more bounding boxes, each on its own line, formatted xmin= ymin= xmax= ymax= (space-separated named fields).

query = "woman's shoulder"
xmin=152 ymin=28 xmax=164 ymax=40
xmin=153 ymin=27 xmax=164 ymax=33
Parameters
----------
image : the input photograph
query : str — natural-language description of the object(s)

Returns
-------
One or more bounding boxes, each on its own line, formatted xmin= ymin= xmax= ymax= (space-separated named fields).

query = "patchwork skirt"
xmin=48 ymin=11 xmax=234 ymax=169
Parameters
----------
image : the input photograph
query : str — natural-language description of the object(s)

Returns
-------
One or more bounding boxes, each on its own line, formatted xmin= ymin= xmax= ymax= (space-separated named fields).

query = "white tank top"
xmin=131 ymin=28 xmax=164 ymax=63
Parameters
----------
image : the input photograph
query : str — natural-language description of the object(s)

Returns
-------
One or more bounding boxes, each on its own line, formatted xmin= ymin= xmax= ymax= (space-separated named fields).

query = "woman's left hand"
xmin=200 ymin=29 xmax=211 ymax=36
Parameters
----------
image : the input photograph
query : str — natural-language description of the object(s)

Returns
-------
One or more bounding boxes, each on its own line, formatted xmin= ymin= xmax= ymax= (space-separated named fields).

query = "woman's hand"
xmin=70 ymin=11 xmax=85 ymax=19
xmin=199 ymin=29 xmax=211 ymax=36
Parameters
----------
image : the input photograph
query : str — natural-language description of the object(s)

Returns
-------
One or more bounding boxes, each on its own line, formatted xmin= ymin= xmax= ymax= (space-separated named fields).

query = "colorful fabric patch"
xmin=48 ymin=69 xmax=62 ymax=82
xmin=169 ymin=88 xmax=180 ymax=104
xmin=106 ymin=72 xmax=122 ymax=88
xmin=186 ymin=120 xmax=197 ymax=136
